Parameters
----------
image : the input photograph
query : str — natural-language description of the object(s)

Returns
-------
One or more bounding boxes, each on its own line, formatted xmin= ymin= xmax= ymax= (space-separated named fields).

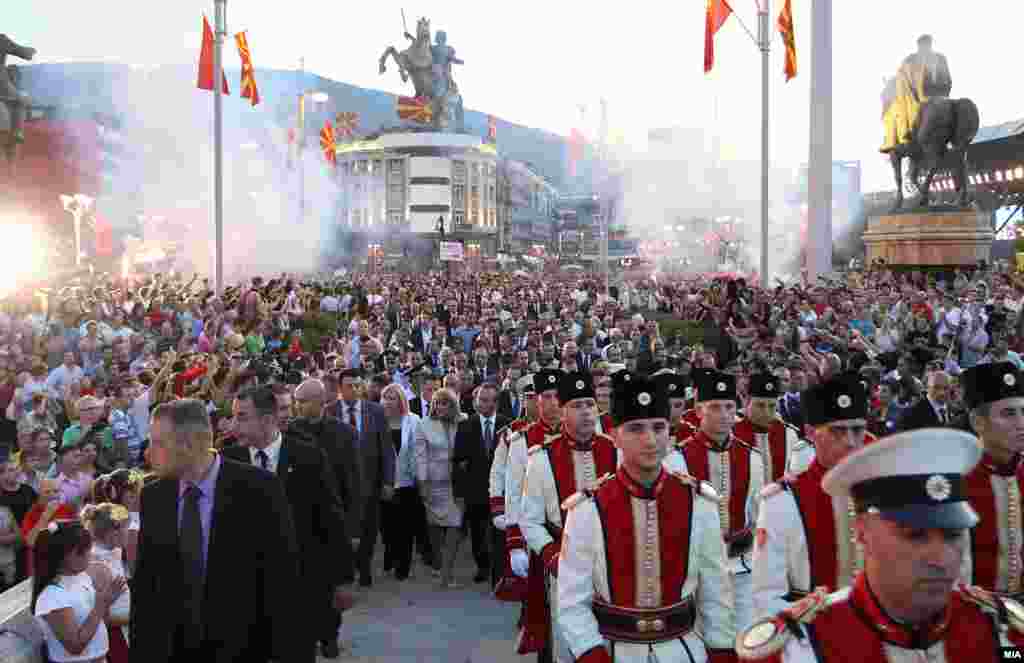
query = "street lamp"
xmin=59 ymin=193 xmax=94 ymax=268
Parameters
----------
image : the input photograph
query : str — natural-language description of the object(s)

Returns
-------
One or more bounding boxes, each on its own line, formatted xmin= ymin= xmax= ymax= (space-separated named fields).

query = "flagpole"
xmin=807 ymin=0 xmax=833 ymax=280
xmin=213 ymin=0 xmax=226 ymax=295
xmin=759 ymin=0 xmax=770 ymax=284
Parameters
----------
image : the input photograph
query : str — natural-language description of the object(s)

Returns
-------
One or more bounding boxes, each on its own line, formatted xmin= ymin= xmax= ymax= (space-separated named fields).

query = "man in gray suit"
xmin=331 ymin=368 xmax=395 ymax=586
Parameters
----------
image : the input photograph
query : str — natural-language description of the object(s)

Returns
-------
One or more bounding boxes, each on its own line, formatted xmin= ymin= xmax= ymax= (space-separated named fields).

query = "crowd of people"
xmin=0 ymin=261 xmax=1022 ymax=661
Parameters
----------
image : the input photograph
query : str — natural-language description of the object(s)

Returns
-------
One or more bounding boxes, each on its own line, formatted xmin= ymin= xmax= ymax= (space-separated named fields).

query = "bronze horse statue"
xmin=0 ymin=34 xmax=36 ymax=175
xmin=882 ymin=77 xmax=980 ymax=210
xmin=378 ymin=17 xmax=434 ymax=100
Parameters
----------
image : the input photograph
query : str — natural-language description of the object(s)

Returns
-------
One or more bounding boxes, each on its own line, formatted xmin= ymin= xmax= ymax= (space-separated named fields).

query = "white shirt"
xmin=479 ymin=413 xmax=496 ymax=448
xmin=35 ymin=573 xmax=109 ymax=662
xmin=250 ymin=432 xmax=283 ymax=474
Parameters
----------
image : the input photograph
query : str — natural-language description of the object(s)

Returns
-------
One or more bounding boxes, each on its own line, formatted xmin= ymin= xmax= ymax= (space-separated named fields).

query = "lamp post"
xmin=296 ymin=58 xmax=329 ymax=225
xmin=59 ymin=193 xmax=95 ymax=268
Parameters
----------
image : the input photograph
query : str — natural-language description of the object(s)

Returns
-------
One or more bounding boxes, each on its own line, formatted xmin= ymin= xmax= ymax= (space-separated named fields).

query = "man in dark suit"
xmin=497 ymin=367 xmax=524 ymax=420
xmin=452 ymin=383 xmax=510 ymax=585
xmin=409 ymin=374 xmax=439 ymax=420
xmin=225 ymin=385 xmax=356 ymax=660
xmin=289 ymin=379 xmax=360 ymax=528
xmin=898 ymin=370 xmax=952 ymax=432
xmin=131 ymin=399 xmax=303 ymax=663
xmin=329 ymin=368 xmax=395 ymax=586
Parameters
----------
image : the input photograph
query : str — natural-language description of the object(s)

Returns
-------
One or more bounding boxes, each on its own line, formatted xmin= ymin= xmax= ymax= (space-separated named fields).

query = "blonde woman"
xmin=80 ymin=503 xmax=130 ymax=663
xmin=414 ymin=388 xmax=466 ymax=588
xmin=380 ymin=383 xmax=428 ymax=581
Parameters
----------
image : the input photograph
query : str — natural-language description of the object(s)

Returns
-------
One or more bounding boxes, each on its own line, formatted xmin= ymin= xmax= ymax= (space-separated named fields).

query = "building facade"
xmin=334 ymin=131 xmax=500 ymax=269
xmin=500 ymin=159 xmax=558 ymax=256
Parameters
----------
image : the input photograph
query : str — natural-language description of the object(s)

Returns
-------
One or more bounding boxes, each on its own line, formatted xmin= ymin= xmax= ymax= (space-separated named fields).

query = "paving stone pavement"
xmin=317 ymin=543 xmax=524 ymax=663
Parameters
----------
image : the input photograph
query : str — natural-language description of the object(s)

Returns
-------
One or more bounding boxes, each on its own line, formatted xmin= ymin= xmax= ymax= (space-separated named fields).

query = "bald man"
xmin=290 ymin=380 xmax=360 ymax=536
xmin=897 ymin=370 xmax=953 ymax=431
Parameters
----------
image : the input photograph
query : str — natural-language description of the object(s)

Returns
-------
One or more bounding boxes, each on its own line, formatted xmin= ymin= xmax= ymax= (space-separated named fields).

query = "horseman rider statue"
xmin=881 ymin=34 xmax=952 ymax=153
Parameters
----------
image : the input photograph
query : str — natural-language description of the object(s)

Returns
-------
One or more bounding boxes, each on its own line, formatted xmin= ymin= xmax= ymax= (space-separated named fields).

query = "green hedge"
xmin=298 ymin=312 xmax=343 ymax=353
xmin=656 ymin=319 xmax=710 ymax=347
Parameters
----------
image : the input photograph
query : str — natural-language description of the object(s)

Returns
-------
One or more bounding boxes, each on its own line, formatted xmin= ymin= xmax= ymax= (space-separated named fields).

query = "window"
xmin=389 ymin=212 xmax=404 ymax=225
xmin=390 ymin=159 xmax=403 ymax=175
xmin=489 ymin=185 xmax=495 ymax=204
xmin=352 ymin=209 xmax=361 ymax=227
xmin=454 ymin=211 xmax=465 ymax=228
xmin=358 ymin=160 xmax=368 ymax=175
xmin=453 ymin=184 xmax=465 ymax=210
xmin=366 ymin=208 xmax=373 ymax=226
xmin=373 ymin=160 xmax=383 ymax=176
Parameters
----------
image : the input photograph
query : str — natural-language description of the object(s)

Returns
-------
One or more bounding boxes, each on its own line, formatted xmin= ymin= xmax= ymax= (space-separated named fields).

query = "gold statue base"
xmin=862 ymin=210 xmax=992 ymax=266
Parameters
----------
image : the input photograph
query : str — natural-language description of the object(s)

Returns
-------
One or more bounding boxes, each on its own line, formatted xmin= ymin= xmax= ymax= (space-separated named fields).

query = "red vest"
xmin=733 ymin=418 xmax=789 ymax=483
xmin=546 ymin=432 xmax=619 ymax=523
xmin=680 ymin=431 xmax=753 ymax=540
xmin=785 ymin=574 xmax=1022 ymax=662
xmin=593 ymin=468 xmax=693 ymax=607
xmin=965 ymin=453 xmax=1024 ymax=594
xmin=786 ymin=461 xmax=846 ymax=592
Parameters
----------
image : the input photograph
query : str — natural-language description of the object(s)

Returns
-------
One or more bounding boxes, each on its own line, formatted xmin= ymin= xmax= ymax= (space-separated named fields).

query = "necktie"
xmin=180 ymin=483 xmax=204 ymax=651
xmin=348 ymin=404 xmax=358 ymax=431
xmin=256 ymin=449 xmax=269 ymax=471
xmin=484 ymin=419 xmax=493 ymax=450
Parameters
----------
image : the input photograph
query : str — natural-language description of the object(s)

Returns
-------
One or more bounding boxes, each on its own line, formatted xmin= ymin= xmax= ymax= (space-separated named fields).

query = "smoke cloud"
xmin=608 ymin=127 xmax=805 ymax=279
xmin=29 ymin=63 xmax=338 ymax=282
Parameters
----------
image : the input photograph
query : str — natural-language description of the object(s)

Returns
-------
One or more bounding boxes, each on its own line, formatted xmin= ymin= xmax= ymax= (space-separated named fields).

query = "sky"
xmin=9 ymin=1 xmax=1024 ymax=193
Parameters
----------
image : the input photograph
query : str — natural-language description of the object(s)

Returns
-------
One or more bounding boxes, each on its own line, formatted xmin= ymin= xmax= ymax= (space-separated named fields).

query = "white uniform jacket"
xmin=558 ymin=468 xmax=736 ymax=663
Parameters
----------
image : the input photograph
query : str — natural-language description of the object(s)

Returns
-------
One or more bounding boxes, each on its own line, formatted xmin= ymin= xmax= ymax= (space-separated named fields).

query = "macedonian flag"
xmin=234 ymin=31 xmax=260 ymax=106
xmin=397 ymin=96 xmax=433 ymax=124
xmin=704 ymin=0 xmax=733 ymax=74
xmin=777 ymin=0 xmax=797 ymax=81
xmin=319 ymin=121 xmax=337 ymax=166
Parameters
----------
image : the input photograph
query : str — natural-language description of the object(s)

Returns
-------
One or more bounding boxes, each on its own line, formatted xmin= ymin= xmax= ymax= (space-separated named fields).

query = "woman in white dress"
xmin=414 ymin=388 xmax=466 ymax=588
xmin=80 ymin=503 xmax=131 ymax=663
xmin=32 ymin=520 xmax=126 ymax=663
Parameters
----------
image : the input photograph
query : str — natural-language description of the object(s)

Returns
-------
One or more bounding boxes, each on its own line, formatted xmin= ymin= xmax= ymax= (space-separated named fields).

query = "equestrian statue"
xmin=379 ymin=14 xmax=465 ymax=132
xmin=881 ymin=34 xmax=979 ymax=210
xmin=0 ymin=34 xmax=36 ymax=176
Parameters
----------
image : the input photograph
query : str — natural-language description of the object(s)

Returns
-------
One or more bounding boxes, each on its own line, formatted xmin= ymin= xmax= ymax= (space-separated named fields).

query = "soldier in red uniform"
xmin=676 ymin=369 xmax=714 ymax=442
xmin=751 ymin=374 xmax=869 ymax=619
xmin=733 ymin=374 xmax=802 ymax=484
xmin=522 ymin=371 xmax=619 ymax=663
xmin=506 ymin=369 xmax=565 ymax=659
xmin=492 ymin=374 xmax=539 ymax=603
xmin=652 ymin=372 xmax=691 ymax=438
xmin=558 ymin=373 xmax=737 ymax=663
xmin=664 ymin=370 xmax=764 ymax=631
xmin=959 ymin=361 xmax=1024 ymax=599
xmin=737 ymin=428 xmax=1024 ymax=663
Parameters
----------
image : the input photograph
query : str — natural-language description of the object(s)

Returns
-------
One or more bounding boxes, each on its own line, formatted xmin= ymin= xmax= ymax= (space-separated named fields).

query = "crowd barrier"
xmin=0 ymin=580 xmax=44 ymax=663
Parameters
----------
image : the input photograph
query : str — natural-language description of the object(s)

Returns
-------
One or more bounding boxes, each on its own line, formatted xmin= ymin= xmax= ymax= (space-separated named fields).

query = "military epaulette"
xmin=668 ymin=471 xmax=721 ymax=503
xmin=736 ymin=437 xmax=761 ymax=453
xmin=960 ymin=585 xmax=1024 ymax=633
xmin=561 ymin=491 xmax=590 ymax=511
xmin=736 ymin=587 xmax=849 ymax=660
xmin=782 ymin=421 xmax=803 ymax=437
xmin=759 ymin=480 xmax=792 ymax=500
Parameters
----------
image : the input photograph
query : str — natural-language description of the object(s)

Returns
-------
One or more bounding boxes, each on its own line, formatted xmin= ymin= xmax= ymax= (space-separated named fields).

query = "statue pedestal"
xmin=862 ymin=210 xmax=992 ymax=266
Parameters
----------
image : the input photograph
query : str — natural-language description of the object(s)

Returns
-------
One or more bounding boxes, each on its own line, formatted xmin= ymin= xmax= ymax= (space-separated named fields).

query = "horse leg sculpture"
xmin=890 ymin=152 xmax=905 ymax=211
xmin=954 ymin=149 xmax=971 ymax=208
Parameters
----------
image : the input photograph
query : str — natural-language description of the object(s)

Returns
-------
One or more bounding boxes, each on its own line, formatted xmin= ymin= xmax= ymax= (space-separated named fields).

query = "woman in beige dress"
xmin=414 ymin=388 xmax=466 ymax=588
